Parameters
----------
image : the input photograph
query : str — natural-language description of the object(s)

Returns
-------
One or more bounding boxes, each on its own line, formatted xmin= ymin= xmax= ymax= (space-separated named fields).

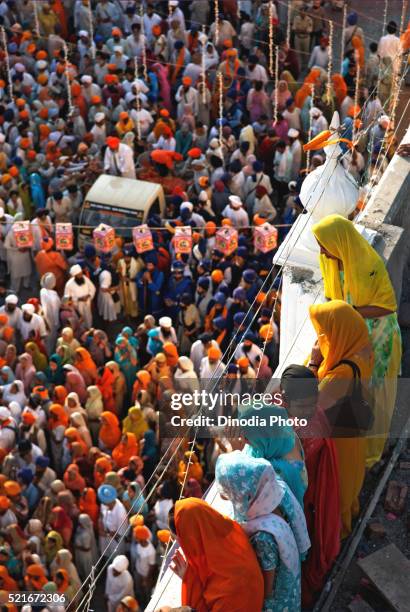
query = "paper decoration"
xmin=55 ymin=223 xmax=73 ymax=250
xmin=174 ymin=226 xmax=192 ymax=254
xmin=254 ymin=223 xmax=278 ymax=253
xmin=133 ymin=224 xmax=154 ymax=254
xmin=93 ymin=223 xmax=116 ymax=253
xmin=13 ymin=221 xmax=33 ymax=248
xmin=216 ymin=227 xmax=238 ymax=256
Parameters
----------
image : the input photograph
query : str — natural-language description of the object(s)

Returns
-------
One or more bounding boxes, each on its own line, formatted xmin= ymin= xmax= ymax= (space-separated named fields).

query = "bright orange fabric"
xmin=49 ymin=403 xmax=69 ymax=429
xmin=75 ymin=348 xmax=98 ymax=382
xmin=112 ymin=433 xmax=139 ymax=469
xmin=163 ymin=342 xmax=179 ymax=367
xmin=99 ymin=412 xmax=121 ymax=450
xmin=63 ymin=463 xmax=86 ymax=493
xmin=0 ymin=565 xmax=18 ymax=591
xmin=79 ymin=488 xmax=99 ymax=527
xmin=175 ymin=498 xmax=264 ymax=612
xmin=93 ymin=456 xmax=113 ymax=488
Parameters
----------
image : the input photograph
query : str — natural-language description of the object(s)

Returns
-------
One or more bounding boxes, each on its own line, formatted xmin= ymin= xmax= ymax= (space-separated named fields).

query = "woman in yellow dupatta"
xmin=312 ymin=214 xmax=401 ymax=467
xmin=309 ymin=300 xmax=374 ymax=538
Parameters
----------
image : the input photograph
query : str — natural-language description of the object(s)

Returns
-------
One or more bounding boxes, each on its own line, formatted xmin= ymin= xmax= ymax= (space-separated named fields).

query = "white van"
xmin=78 ymin=175 xmax=166 ymax=247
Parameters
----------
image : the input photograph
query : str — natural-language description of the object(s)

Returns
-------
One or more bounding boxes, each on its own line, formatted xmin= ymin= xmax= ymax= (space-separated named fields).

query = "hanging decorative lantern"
xmin=55 ymin=223 xmax=73 ymax=250
xmin=13 ymin=221 xmax=33 ymax=248
xmin=174 ymin=226 xmax=192 ymax=254
xmin=93 ymin=223 xmax=116 ymax=253
xmin=254 ymin=223 xmax=278 ymax=253
xmin=216 ymin=227 xmax=238 ymax=256
xmin=132 ymin=224 xmax=154 ymax=254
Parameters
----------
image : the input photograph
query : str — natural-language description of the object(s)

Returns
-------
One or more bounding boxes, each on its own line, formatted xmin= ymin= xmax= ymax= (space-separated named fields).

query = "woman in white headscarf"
xmin=64 ymin=392 xmax=87 ymax=418
xmin=216 ymin=451 xmax=309 ymax=612
xmin=73 ymin=514 xmax=98 ymax=581
xmin=174 ymin=356 xmax=200 ymax=396
xmin=85 ymin=386 xmax=103 ymax=445
xmin=50 ymin=548 xmax=82 ymax=593
xmin=25 ymin=518 xmax=45 ymax=561
xmin=40 ymin=272 xmax=61 ymax=353
xmin=69 ymin=411 xmax=92 ymax=449
xmin=3 ymin=380 xmax=27 ymax=412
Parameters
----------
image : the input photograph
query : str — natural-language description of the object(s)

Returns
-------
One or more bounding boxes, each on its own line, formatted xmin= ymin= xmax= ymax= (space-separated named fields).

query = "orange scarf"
xmin=99 ymin=412 xmax=121 ymax=450
xmin=112 ymin=433 xmax=139 ymax=469
xmin=175 ymin=498 xmax=264 ymax=612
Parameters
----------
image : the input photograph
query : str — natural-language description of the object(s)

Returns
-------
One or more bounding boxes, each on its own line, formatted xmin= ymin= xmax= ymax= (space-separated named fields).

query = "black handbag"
xmin=325 ymin=359 xmax=374 ymax=436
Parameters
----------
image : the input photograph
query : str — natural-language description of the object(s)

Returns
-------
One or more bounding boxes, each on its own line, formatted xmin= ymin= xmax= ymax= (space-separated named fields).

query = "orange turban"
xmin=182 ymin=76 xmax=192 ymax=86
xmin=157 ymin=529 xmax=171 ymax=544
xmin=90 ymin=95 xmax=101 ymax=104
xmin=16 ymin=98 xmax=26 ymax=108
xmin=134 ymin=525 xmax=150 ymax=541
xmin=237 ymin=357 xmax=250 ymax=368
xmin=187 ymin=147 xmax=202 ymax=159
xmin=106 ymin=136 xmax=120 ymax=150
xmin=205 ymin=221 xmax=216 ymax=236
xmin=8 ymin=166 xmax=19 ymax=177
xmin=36 ymin=50 xmax=48 ymax=60
xmin=38 ymin=107 xmax=49 ymax=119
xmin=152 ymin=25 xmax=162 ymax=36
xmin=4 ymin=481 xmax=21 ymax=497
xmin=208 ymin=346 xmax=222 ymax=360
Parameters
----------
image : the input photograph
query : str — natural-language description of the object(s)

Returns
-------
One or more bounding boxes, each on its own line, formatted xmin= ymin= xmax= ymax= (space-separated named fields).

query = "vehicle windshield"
xmin=81 ymin=206 xmax=143 ymax=237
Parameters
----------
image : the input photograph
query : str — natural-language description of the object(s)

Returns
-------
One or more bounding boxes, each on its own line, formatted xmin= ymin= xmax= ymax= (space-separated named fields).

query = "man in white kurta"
xmin=104 ymin=137 xmax=135 ymax=179
xmin=99 ymin=497 xmax=128 ymax=558
xmin=40 ymin=272 xmax=61 ymax=352
xmin=105 ymin=555 xmax=135 ymax=612
xmin=64 ymin=264 xmax=96 ymax=330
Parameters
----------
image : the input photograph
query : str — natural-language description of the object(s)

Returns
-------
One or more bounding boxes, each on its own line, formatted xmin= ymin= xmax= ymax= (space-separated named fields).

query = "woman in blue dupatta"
xmin=120 ymin=327 xmax=139 ymax=351
xmin=0 ymin=366 xmax=15 ymax=386
xmin=240 ymin=404 xmax=308 ymax=507
xmin=141 ymin=429 xmax=158 ymax=482
xmin=216 ymin=451 xmax=308 ymax=612
xmin=122 ymin=481 xmax=149 ymax=518
xmin=45 ymin=354 xmax=64 ymax=386
xmin=114 ymin=335 xmax=138 ymax=401
xmin=29 ymin=173 xmax=46 ymax=210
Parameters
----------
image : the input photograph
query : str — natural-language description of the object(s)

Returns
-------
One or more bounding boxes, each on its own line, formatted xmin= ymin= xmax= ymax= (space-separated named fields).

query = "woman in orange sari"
xmin=112 ymin=433 xmax=139 ymax=469
xmin=178 ymin=451 xmax=203 ymax=485
xmin=131 ymin=370 xmax=152 ymax=404
xmin=0 ymin=565 xmax=18 ymax=592
xmin=79 ymin=487 xmax=99 ymax=528
xmin=308 ymin=300 xmax=374 ymax=538
xmin=63 ymin=463 xmax=86 ymax=495
xmin=93 ymin=456 xmax=113 ymax=488
xmin=170 ymin=498 xmax=263 ymax=612
xmin=74 ymin=348 xmax=98 ymax=386
xmin=53 ymin=385 xmax=68 ymax=405
xmin=98 ymin=412 xmax=121 ymax=452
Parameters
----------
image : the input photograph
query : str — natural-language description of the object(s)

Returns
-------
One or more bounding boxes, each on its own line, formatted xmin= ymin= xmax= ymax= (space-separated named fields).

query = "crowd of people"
xmin=0 ymin=0 xmax=406 ymax=611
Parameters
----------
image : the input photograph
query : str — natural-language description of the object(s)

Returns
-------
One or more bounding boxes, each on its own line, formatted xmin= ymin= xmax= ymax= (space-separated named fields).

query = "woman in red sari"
xmin=280 ymin=364 xmax=341 ymax=607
